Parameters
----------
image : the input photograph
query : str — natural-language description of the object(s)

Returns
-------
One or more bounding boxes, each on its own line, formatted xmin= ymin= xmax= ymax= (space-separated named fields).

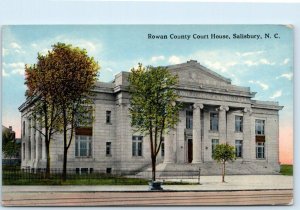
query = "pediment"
xmin=168 ymin=60 xmax=231 ymax=86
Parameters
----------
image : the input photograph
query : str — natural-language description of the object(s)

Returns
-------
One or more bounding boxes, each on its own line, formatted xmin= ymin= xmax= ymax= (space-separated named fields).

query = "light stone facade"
xmin=19 ymin=60 xmax=283 ymax=175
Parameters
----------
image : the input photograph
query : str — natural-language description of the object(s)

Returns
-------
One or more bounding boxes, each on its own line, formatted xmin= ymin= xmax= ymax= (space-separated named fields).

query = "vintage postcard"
xmin=1 ymin=25 xmax=293 ymax=206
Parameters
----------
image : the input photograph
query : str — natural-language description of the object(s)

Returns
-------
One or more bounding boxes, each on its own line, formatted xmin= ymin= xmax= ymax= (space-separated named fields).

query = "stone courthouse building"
xmin=19 ymin=60 xmax=283 ymax=175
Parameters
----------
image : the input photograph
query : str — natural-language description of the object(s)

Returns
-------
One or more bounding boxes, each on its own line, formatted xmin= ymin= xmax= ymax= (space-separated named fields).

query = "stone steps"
xmin=136 ymin=161 xmax=280 ymax=178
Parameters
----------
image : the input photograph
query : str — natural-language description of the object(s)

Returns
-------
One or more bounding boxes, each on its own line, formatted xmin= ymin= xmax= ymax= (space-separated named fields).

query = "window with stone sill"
xmin=22 ymin=143 xmax=25 ymax=160
xmin=161 ymin=138 xmax=165 ymax=157
xmin=28 ymin=140 xmax=31 ymax=160
xmin=22 ymin=121 xmax=25 ymax=137
xmin=255 ymin=119 xmax=265 ymax=135
xmin=132 ymin=136 xmax=143 ymax=157
xmin=211 ymin=139 xmax=219 ymax=157
xmin=76 ymin=167 xmax=92 ymax=174
xmin=235 ymin=140 xmax=243 ymax=158
xmin=106 ymin=142 xmax=112 ymax=156
xmin=256 ymin=142 xmax=265 ymax=159
xmin=186 ymin=110 xmax=193 ymax=129
xmin=210 ymin=112 xmax=219 ymax=131
xmin=77 ymin=107 xmax=93 ymax=127
xmin=235 ymin=116 xmax=243 ymax=132
xmin=28 ymin=119 xmax=31 ymax=137
xmin=106 ymin=168 xmax=112 ymax=174
xmin=75 ymin=135 xmax=92 ymax=158
xmin=106 ymin=110 xmax=112 ymax=124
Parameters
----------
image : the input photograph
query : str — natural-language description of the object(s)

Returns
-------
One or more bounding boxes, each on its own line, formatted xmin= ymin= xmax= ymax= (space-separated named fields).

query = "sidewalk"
xmin=2 ymin=175 xmax=293 ymax=192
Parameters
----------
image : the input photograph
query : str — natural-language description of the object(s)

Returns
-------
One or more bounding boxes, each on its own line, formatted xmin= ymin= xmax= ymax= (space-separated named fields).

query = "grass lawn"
xmin=2 ymin=173 xmax=149 ymax=185
xmin=2 ymin=166 xmax=150 ymax=185
xmin=2 ymin=166 xmax=196 ymax=185
xmin=3 ymin=177 xmax=198 ymax=185
xmin=2 ymin=168 xmax=195 ymax=185
xmin=2 ymin=167 xmax=149 ymax=185
xmin=280 ymin=164 xmax=293 ymax=176
xmin=3 ymin=178 xmax=149 ymax=185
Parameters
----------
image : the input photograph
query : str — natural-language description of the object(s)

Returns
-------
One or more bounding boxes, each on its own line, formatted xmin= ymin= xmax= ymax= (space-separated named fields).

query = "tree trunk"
xmin=44 ymin=102 xmax=50 ymax=178
xmin=62 ymin=109 xmax=67 ymax=181
xmin=222 ymin=161 xmax=226 ymax=183
xmin=45 ymin=141 xmax=50 ymax=178
xmin=62 ymin=147 xmax=67 ymax=181
xmin=151 ymin=155 xmax=156 ymax=181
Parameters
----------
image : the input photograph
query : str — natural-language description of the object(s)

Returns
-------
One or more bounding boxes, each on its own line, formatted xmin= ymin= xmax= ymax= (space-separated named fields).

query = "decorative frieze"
xmin=177 ymin=90 xmax=251 ymax=103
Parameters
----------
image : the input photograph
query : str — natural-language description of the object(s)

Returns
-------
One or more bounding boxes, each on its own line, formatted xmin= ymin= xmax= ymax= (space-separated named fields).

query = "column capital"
xmin=218 ymin=105 xmax=229 ymax=111
xmin=193 ymin=103 xmax=204 ymax=110
xmin=243 ymin=107 xmax=253 ymax=114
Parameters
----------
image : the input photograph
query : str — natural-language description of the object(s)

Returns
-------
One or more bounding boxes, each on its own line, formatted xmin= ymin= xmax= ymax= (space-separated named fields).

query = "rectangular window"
xmin=76 ymin=168 xmax=90 ymax=174
xmin=76 ymin=168 xmax=80 ymax=174
xmin=235 ymin=116 xmax=243 ymax=132
xmin=28 ymin=141 xmax=31 ymax=160
xmin=255 ymin=119 xmax=265 ymax=135
xmin=161 ymin=139 xmax=165 ymax=157
xmin=211 ymin=139 xmax=219 ymax=157
xmin=106 ymin=168 xmax=112 ymax=174
xmin=22 ymin=143 xmax=25 ymax=160
xmin=235 ymin=140 xmax=243 ymax=158
xmin=23 ymin=121 xmax=25 ymax=136
xmin=81 ymin=168 xmax=89 ymax=174
xmin=186 ymin=110 xmax=193 ymax=129
xmin=78 ymin=107 xmax=93 ymax=127
xmin=106 ymin=142 xmax=111 ymax=156
xmin=106 ymin=111 xmax=111 ymax=124
xmin=75 ymin=135 xmax=92 ymax=157
xmin=28 ymin=119 xmax=31 ymax=137
xmin=256 ymin=142 xmax=265 ymax=159
xmin=210 ymin=112 xmax=219 ymax=131
xmin=132 ymin=136 xmax=143 ymax=157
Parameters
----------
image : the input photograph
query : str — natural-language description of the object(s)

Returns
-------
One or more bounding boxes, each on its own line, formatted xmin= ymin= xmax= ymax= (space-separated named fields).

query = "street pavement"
xmin=2 ymin=175 xmax=293 ymax=192
xmin=1 ymin=175 xmax=293 ymax=206
xmin=1 ymin=190 xmax=293 ymax=206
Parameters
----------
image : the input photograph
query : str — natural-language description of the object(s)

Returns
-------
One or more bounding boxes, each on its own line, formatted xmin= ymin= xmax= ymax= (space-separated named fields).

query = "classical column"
xmin=243 ymin=107 xmax=253 ymax=161
xmin=192 ymin=103 xmax=203 ymax=163
xmin=27 ymin=119 xmax=30 ymax=161
xmin=219 ymin=105 xmax=229 ymax=144
xmin=203 ymin=111 xmax=209 ymax=162
xmin=164 ymin=129 xmax=175 ymax=163
xmin=36 ymin=123 xmax=42 ymax=161
xmin=24 ymin=117 xmax=29 ymax=163
xmin=30 ymin=118 xmax=35 ymax=162
xmin=41 ymin=128 xmax=46 ymax=160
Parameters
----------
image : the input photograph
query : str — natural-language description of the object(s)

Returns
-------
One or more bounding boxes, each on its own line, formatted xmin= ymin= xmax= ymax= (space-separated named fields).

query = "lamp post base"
xmin=149 ymin=181 xmax=163 ymax=191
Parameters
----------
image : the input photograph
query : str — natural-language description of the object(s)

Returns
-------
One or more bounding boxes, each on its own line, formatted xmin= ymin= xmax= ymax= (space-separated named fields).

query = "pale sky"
xmin=1 ymin=25 xmax=293 ymax=164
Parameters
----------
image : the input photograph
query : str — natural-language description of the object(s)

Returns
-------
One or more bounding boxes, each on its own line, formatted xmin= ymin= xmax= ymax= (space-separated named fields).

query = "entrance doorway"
xmin=188 ymin=139 xmax=193 ymax=163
